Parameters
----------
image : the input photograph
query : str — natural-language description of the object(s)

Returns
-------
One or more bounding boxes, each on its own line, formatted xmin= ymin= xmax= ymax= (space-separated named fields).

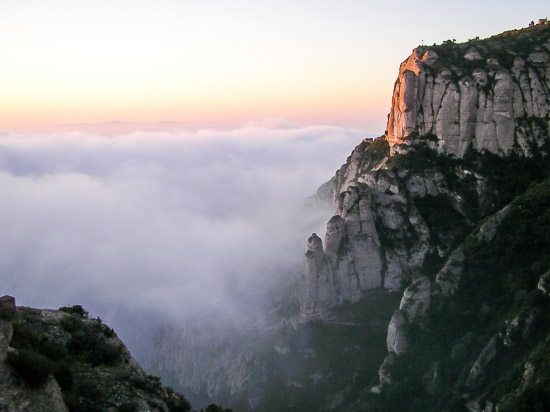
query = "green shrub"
xmin=11 ymin=323 xmax=68 ymax=361
xmin=129 ymin=374 xmax=160 ymax=393
xmin=7 ymin=349 xmax=53 ymax=387
xmin=67 ymin=332 xmax=121 ymax=366
xmin=61 ymin=316 xmax=85 ymax=333
xmin=363 ymin=137 xmax=389 ymax=163
xmin=102 ymin=325 xmax=116 ymax=338
xmin=63 ymin=393 xmax=103 ymax=412
xmin=59 ymin=305 xmax=89 ymax=319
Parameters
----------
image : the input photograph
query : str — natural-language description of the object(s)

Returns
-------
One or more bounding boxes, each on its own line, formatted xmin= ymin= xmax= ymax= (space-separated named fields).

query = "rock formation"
xmin=0 ymin=297 xmax=191 ymax=412
xmin=297 ymin=25 xmax=550 ymax=321
xmin=387 ymin=39 xmax=550 ymax=157
xmin=298 ymin=233 xmax=338 ymax=320
xmin=298 ymin=147 xmax=434 ymax=320
xmin=399 ymin=276 xmax=430 ymax=325
xmin=386 ymin=310 xmax=409 ymax=356
xmin=538 ymin=269 xmax=550 ymax=296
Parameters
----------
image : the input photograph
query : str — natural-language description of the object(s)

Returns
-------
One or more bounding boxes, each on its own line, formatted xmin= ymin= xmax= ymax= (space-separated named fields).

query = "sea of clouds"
xmin=0 ymin=119 xmax=372 ymax=351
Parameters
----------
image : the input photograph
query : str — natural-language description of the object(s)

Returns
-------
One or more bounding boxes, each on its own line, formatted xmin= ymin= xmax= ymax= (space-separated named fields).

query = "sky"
xmin=1 ymin=0 xmax=548 ymax=130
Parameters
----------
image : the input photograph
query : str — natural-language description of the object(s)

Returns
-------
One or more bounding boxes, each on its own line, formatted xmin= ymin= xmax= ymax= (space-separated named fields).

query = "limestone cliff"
xmin=387 ymin=30 xmax=550 ymax=157
xmin=297 ymin=23 xmax=550 ymax=321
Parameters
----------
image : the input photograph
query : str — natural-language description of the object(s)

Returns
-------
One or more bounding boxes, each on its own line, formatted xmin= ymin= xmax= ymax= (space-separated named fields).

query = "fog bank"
xmin=0 ymin=120 xmax=370 ymax=339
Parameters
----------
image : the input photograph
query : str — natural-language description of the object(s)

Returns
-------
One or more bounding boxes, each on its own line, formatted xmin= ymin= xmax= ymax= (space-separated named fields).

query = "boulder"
xmin=324 ymin=215 xmax=345 ymax=266
xmin=386 ymin=309 xmax=409 ymax=355
xmin=435 ymin=248 xmax=465 ymax=297
xmin=537 ymin=270 xmax=550 ymax=296
xmin=466 ymin=335 xmax=499 ymax=388
xmin=399 ymin=276 xmax=430 ymax=324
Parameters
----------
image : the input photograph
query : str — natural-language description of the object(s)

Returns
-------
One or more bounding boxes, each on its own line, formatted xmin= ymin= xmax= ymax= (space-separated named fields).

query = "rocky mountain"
xmin=0 ymin=297 xmax=193 ymax=412
xmin=152 ymin=23 xmax=550 ymax=411
xmin=298 ymin=23 xmax=550 ymax=322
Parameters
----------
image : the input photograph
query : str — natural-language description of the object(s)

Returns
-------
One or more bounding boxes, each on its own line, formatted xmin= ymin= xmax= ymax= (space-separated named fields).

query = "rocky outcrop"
xmin=150 ymin=319 xmax=262 ymax=403
xmin=386 ymin=310 xmax=409 ymax=355
xmin=538 ymin=269 xmax=550 ymax=296
xmin=298 ymin=142 xmax=436 ymax=320
xmin=466 ymin=335 xmax=500 ymax=389
xmin=387 ymin=35 xmax=550 ymax=157
xmin=503 ymin=306 xmax=540 ymax=347
xmin=377 ymin=276 xmax=432 ymax=388
xmin=378 ymin=352 xmax=398 ymax=386
xmin=399 ymin=276 xmax=431 ymax=325
xmin=298 ymin=233 xmax=338 ymax=320
xmin=435 ymin=204 xmax=511 ymax=297
xmin=0 ymin=297 xmax=68 ymax=412
xmin=434 ymin=248 xmax=465 ymax=297
xmin=0 ymin=298 xmax=191 ymax=412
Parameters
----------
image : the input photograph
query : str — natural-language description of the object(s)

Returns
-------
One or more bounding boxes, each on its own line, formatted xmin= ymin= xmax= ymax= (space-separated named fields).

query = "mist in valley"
xmin=0 ymin=119 xmax=370 ymax=363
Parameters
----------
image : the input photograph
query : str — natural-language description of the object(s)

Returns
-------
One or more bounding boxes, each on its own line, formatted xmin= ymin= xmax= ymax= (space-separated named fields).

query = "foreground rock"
xmin=0 ymin=297 xmax=191 ymax=412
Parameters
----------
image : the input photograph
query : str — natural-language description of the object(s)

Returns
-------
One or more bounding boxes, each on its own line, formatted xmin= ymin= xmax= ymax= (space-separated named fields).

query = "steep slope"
xmin=0 ymin=298 xmax=192 ymax=412
xmin=368 ymin=178 xmax=550 ymax=411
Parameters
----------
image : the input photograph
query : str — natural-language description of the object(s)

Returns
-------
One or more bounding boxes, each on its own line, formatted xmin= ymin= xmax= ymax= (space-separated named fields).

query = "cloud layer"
xmin=0 ymin=120 xmax=367 ymax=332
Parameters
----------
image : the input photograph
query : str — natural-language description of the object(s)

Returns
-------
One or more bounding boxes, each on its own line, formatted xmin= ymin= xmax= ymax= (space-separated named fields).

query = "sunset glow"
xmin=1 ymin=0 xmax=547 ymax=130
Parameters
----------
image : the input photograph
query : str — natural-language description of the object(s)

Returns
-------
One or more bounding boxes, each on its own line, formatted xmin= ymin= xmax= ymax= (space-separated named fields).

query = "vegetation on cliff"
xmin=2 ymin=304 xmax=235 ymax=412
xmin=364 ymin=178 xmax=550 ymax=411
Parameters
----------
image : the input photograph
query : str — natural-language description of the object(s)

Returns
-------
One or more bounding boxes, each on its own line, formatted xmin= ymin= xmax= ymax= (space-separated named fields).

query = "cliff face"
xmin=0 ymin=298 xmax=191 ymax=412
xmin=297 ymin=24 xmax=550 ymax=322
xmin=297 ymin=139 xmax=432 ymax=320
xmin=387 ymin=32 xmax=550 ymax=157
xmin=150 ymin=320 xmax=262 ymax=405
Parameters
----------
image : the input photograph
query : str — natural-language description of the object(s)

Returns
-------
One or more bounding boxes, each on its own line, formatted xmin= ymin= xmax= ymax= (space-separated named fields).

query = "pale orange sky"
xmin=1 ymin=0 xmax=546 ymax=131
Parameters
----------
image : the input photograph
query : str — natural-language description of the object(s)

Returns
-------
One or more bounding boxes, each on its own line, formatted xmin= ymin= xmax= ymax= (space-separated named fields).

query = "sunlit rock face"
xmin=386 ymin=45 xmax=550 ymax=157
